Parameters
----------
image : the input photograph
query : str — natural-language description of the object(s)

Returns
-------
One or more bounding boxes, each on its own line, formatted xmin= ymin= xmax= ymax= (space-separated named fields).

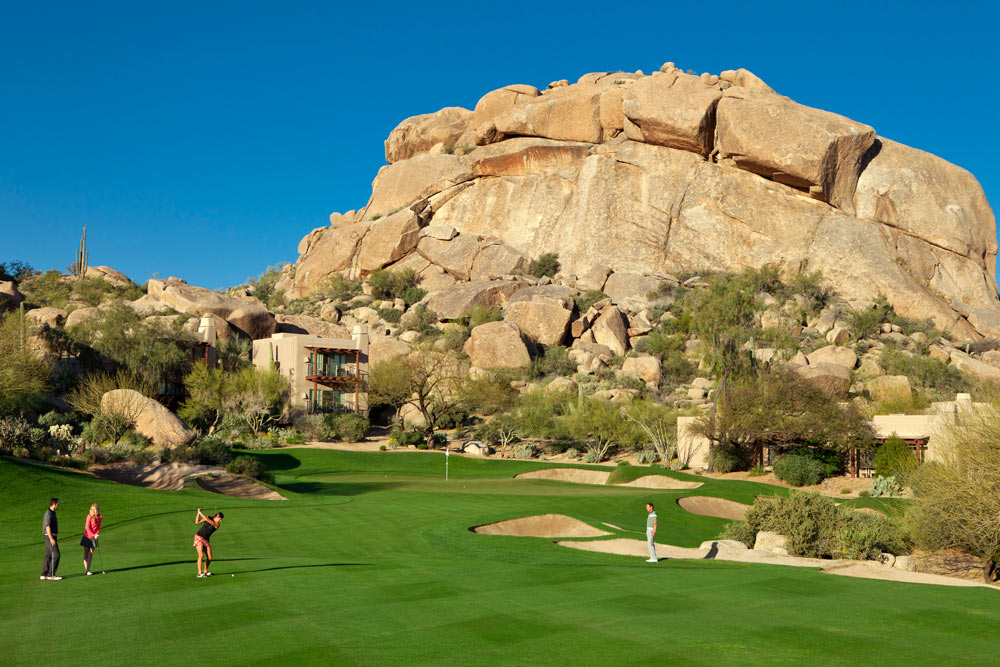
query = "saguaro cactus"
xmin=73 ymin=225 xmax=88 ymax=279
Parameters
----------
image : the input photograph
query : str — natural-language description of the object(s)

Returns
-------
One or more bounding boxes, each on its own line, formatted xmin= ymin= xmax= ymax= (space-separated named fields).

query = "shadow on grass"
xmin=233 ymin=563 xmax=371 ymax=574
xmin=278 ymin=481 xmax=403 ymax=496
xmin=90 ymin=557 xmax=264 ymax=574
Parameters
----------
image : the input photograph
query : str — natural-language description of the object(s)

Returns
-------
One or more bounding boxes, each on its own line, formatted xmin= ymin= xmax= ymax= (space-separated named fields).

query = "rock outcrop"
xmin=101 ymin=389 xmax=194 ymax=447
xmin=281 ymin=62 xmax=998 ymax=340
xmin=146 ymin=277 xmax=277 ymax=339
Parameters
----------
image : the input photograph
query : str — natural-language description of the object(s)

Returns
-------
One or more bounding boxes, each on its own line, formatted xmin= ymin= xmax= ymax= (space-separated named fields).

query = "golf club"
xmin=95 ymin=537 xmax=106 ymax=574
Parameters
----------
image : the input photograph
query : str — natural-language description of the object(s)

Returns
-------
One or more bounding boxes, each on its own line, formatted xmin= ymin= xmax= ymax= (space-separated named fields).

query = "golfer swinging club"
xmin=193 ymin=508 xmax=224 ymax=578
xmin=646 ymin=502 xmax=658 ymax=563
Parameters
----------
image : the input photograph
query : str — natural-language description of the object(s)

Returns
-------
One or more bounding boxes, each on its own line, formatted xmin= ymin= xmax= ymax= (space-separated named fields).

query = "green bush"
xmin=745 ymin=493 xmax=839 ymax=558
xmin=573 ymin=290 xmax=607 ymax=313
xmin=564 ymin=447 xmax=580 ymax=459
xmin=324 ymin=274 xmax=363 ymax=301
xmin=718 ymin=520 xmax=756 ymax=548
xmin=834 ymin=508 xmax=909 ymax=560
xmin=513 ymin=443 xmax=538 ymax=459
xmin=377 ymin=308 xmax=402 ymax=323
xmin=868 ymin=475 xmax=903 ymax=497
xmin=872 ymin=435 xmax=918 ymax=480
xmin=709 ymin=444 xmax=749 ymax=473
xmin=389 ymin=428 xmax=425 ymax=448
xmin=530 ymin=253 xmax=560 ymax=278
xmin=38 ymin=411 xmax=75 ymax=428
xmin=226 ymin=455 xmax=273 ymax=483
xmin=847 ymin=298 xmax=891 ymax=340
xmin=531 ymin=345 xmax=576 ymax=377
xmin=194 ymin=437 xmax=233 ymax=465
xmin=880 ymin=346 xmax=969 ymax=397
xmin=402 ymin=287 xmax=427 ymax=306
xmin=459 ymin=305 xmax=503 ymax=330
xmin=0 ymin=416 xmax=32 ymax=453
xmin=773 ymin=454 xmax=826 ymax=486
xmin=400 ymin=305 xmax=437 ymax=333
xmin=321 ymin=413 xmax=370 ymax=442
xmin=368 ymin=268 xmax=420 ymax=300
xmin=788 ymin=446 xmax=844 ymax=478
xmin=284 ymin=431 xmax=307 ymax=445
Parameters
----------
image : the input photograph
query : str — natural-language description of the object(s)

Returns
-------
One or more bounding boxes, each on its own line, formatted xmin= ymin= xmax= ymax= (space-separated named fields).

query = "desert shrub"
xmin=226 ymin=455 xmax=272 ymax=483
xmin=368 ymin=268 xmax=420 ymax=300
xmin=773 ymin=454 xmax=826 ymax=486
xmin=847 ymin=298 xmax=892 ymax=340
xmin=388 ymin=428 xmax=424 ymax=448
xmin=718 ymin=520 xmax=756 ymax=548
xmin=377 ymin=308 xmax=402 ymax=323
xmin=573 ymin=290 xmax=607 ymax=313
xmin=400 ymin=304 xmax=437 ymax=333
xmin=788 ymin=270 xmax=831 ymax=314
xmin=564 ymin=447 xmax=580 ymax=459
xmin=38 ymin=411 xmax=75 ymax=428
xmin=745 ymin=493 xmax=840 ymax=558
xmin=458 ymin=305 xmax=503 ymax=330
xmin=194 ymin=437 xmax=232 ymax=465
xmin=513 ymin=443 xmax=538 ymax=459
xmin=834 ymin=509 xmax=909 ymax=559
xmin=581 ymin=450 xmax=602 ymax=463
xmin=787 ymin=446 xmax=843 ymax=479
xmin=530 ymin=253 xmax=560 ymax=278
xmin=324 ymin=274 xmax=363 ymax=301
xmin=402 ymin=286 xmax=427 ymax=306
xmin=872 ymin=435 xmax=918 ymax=481
xmin=248 ymin=264 xmax=286 ymax=307
xmin=321 ymin=413 xmax=370 ymax=442
xmin=293 ymin=414 xmax=325 ymax=440
xmin=709 ymin=444 xmax=749 ymax=473
xmin=968 ymin=338 xmax=1000 ymax=355
xmin=634 ymin=449 xmax=659 ymax=464
xmin=243 ymin=433 xmax=281 ymax=450
xmin=528 ymin=345 xmax=576 ymax=377
xmin=0 ymin=260 xmax=34 ymax=282
xmin=0 ymin=416 xmax=32 ymax=452
xmin=437 ymin=325 xmax=470 ymax=352
xmin=284 ymin=431 xmax=307 ymax=445
xmin=881 ymin=346 xmax=969 ymax=398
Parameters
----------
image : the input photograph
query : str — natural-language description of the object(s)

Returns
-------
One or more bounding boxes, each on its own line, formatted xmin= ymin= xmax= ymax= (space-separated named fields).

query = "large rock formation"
xmin=146 ymin=277 xmax=277 ymax=339
xmin=282 ymin=62 xmax=999 ymax=339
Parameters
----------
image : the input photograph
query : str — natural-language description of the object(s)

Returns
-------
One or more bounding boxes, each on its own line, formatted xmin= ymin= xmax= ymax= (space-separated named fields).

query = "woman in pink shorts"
xmin=193 ymin=508 xmax=224 ymax=578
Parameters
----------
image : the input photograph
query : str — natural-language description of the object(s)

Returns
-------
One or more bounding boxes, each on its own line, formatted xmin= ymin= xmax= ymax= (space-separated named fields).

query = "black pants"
xmin=42 ymin=538 xmax=60 ymax=577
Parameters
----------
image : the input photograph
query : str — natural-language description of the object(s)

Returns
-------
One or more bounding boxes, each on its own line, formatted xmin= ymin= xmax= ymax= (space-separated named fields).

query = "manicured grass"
xmin=1 ymin=451 xmax=996 ymax=666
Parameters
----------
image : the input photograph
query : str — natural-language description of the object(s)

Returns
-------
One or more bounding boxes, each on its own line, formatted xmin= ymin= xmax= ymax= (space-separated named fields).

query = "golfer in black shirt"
xmin=41 ymin=498 xmax=61 ymax=581
xmin=193 ymin=508 xmax=224 ymax=578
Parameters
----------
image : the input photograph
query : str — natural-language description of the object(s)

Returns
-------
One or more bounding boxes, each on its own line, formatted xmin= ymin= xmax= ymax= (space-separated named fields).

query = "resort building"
xmin=676 ymin=393 xmax=983 ymax=474
xmin=252 ymin=325 xmax=370 ymax=418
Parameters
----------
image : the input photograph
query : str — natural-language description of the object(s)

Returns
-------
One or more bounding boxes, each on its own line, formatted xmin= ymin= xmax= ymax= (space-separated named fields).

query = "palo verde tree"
xmin=908 ymin=400 xmax=1000 ymax=583
xmin=368 ymin=351 xmax=471 ymax=446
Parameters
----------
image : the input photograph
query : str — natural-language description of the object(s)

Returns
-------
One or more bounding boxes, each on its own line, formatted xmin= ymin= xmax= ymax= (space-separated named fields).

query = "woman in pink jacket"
xmin=80 ymin=503 xmax=102 ymax=575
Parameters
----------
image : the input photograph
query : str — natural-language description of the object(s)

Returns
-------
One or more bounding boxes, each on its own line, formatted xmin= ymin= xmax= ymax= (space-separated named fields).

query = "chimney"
xmin=352 ymin=324 xmax=369 ymax=357
xmin=198 ymin=316 xmax=217 ymax=345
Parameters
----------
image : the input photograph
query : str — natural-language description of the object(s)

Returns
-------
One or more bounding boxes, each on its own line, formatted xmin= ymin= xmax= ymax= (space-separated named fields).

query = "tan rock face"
xmin=85 ymin=266 xmax=130 ymax=285
xmin=0 ymin=280 xmax=24 ymax=311
xmin=385 ymin=107 xmax=474 ymax=163
xmin=357 ymin=209 xmax=421 ymax=272
xmin=623 ymin=72 xmax=722 ymax=155
xmin=285 ymin=66 xmax=999 ymax=340
xmin=622 ymin=355 xmax=662 ymax=388
xmin=794 ymin=363 xmax=851 ymax=397
xmin=419 ymin=280 xmax=526 ymax=320
xmin=463 ymin=321 xmax=531 ymax=369
xmin=591 ymin=306 xmax=630 ymax=356
xmin=492 ymin=83 xmax=604 ymax=143
xmin=470 ymin=242 xmax=530 ymax=281
xmin=865 ymin=375 xmax=912 ymax=403
xmin=26 ymin=307 xmax=66 ymax=328
xmin=504 ymin=296 xmax=573 ymax=345
xmin=806 ymin=345 xmax=858 ymax=370
xmin=716 ymin=88 xmax=876 ymax=213
xmin=369 ymin=336 xmax=412 ymax=365
xmin=146 ymin=278 xmax=276 ymax=339
xmin=102 ymin=389 xmax=194 ymax=447
xmin=274 ymin=314 xmax=350 ymax=339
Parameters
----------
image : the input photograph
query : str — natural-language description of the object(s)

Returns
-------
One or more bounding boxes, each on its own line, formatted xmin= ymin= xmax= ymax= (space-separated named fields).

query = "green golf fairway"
xmin=1 ymin=450 xmax=996 ymax=666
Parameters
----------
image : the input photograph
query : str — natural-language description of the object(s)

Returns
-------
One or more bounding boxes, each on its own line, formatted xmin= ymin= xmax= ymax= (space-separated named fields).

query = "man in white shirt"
xmin=646 ymin=502 xmax=658 ymax=563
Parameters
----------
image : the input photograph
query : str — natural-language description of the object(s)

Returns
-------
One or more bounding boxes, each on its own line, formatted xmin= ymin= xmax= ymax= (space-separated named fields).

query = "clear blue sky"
xmin=2 ymin=1 xmax=997 ymax=290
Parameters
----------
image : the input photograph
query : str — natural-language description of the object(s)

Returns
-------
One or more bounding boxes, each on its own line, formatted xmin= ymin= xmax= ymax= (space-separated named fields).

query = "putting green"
xmin=1 ymin=450 xmax=996 ymax=666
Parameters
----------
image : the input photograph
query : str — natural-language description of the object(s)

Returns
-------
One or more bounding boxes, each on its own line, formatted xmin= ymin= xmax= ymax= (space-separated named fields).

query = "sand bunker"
xmin=677 ymin=496 xmax=750 ymax=520
xmin=92 ymin=462 xmax=286 ymax=500
xmin=556 ymin=539 xmax=994 ymax=588
xmin=473 ymin=514 xmax=611 ymax=538
xmin=196 ymin=474 xmax=286 ymax=500
xmin=621 ymin=475 xmax=703 ymax=490
xmin=515 ymin=468 xmax=702 ymax=489
xmin=92 ymin=462 xmax=218 ymax=490
xmin=515 ymin=469 xmax=611 ymax=485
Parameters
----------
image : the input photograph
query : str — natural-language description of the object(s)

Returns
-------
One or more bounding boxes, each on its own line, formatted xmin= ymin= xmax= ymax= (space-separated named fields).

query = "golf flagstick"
xmin=445 ymin=445 xmax=449 ymax=481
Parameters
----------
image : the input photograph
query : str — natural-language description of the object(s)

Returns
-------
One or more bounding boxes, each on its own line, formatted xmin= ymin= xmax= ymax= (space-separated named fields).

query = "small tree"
xmin=567 ymin=397 xmax=641 ymax=462
xmin=223 ymin=366 xmax=289 ymax=433
xmin=179 ymin=363 xmax=230 ymax=433
xmin=530 ymin=253 xmax=560 ymax=278
xmin=908 ymin=401 xmax=1000 ymax=582
xmin=369 ymin=351 xmax=470 ymax=446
